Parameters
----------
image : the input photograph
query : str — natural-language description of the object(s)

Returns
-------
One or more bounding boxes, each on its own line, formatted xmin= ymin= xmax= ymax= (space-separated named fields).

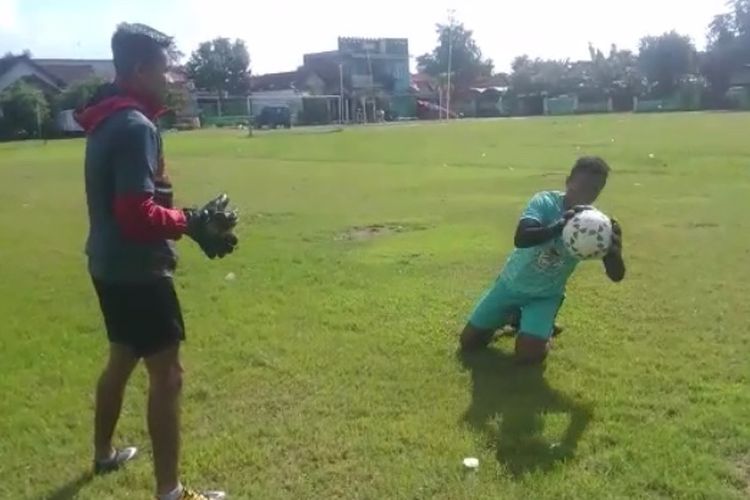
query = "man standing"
xmin=76 ymin=23 xmax=238 ymax=500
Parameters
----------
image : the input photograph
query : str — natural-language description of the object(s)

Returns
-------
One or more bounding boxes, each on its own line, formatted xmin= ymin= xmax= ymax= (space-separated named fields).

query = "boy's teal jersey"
xmin=498 ymin=191 xmax=578 ymax=297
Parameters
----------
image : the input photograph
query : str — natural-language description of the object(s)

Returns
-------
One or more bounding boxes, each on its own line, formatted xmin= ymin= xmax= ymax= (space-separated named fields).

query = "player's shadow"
xmin=458 ymin=347 xmax=592 ymax=478
xmin=44 ymin=471 xmax=93 ymax=500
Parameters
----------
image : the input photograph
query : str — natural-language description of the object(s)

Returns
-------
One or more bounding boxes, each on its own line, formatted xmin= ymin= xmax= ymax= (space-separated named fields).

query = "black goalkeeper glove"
xmin=184 ymin=193 xmax=239 ymax=259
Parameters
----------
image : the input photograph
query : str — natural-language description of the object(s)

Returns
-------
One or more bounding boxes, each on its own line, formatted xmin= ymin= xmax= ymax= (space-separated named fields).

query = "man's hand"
xmin=184 ymin=194 xmax=239 ymax=259
xmin=608 ymin=218 xmax=623 ymax=256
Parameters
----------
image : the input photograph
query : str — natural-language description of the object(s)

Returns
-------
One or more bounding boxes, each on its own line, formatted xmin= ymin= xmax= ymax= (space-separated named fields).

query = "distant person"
xmin=459 ymin=157 xmax=625 ymax=363
xmin=76 ymin=23 xmax=238 ymax=500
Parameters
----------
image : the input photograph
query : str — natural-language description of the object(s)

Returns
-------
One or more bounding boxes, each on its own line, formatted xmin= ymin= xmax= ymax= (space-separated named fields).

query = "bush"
xmin=55 ymin=78 xmax=104 ymax=112
xmin=0 ymin=81 xmax=51 ymax=140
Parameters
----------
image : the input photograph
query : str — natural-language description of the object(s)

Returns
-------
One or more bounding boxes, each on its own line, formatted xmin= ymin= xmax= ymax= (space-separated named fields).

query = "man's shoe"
xmin=94 ymin=446 xmax=138 ymax=475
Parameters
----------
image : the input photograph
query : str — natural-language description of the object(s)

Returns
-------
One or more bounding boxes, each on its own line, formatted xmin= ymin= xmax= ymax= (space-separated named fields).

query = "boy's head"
xmin=565 ymin=156 xmax=610 ymax=206
xmin=112 ymin=23 xmax=172 ymax=105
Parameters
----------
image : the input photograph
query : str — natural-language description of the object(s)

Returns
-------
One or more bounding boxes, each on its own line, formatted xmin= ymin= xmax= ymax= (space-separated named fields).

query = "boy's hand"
xmin=561 ymin=205 xmax=590 ymax=222
xmin=608 ymin=218 xmax=623 ymax=255
xmin=556 ymin=205 xmax=590 ymax=232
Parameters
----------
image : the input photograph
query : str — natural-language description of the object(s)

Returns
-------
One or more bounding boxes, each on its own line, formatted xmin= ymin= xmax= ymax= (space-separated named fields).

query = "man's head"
xmin=565 ymin=156 xmax=610 ymax=206
xmin=111 ymin=23 xmax=172 ymax=105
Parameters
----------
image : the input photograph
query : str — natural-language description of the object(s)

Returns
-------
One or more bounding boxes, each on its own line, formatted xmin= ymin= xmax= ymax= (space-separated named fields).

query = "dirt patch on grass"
xmin=248 ymin=212 xmax=295 ymax=223
xmin=733 ymin=454 xmax=750 ymax=496
xmin=335 ymin=222 xmax=428 ymax=241
xmin=664 ymin=222 xmax=719 ymax=229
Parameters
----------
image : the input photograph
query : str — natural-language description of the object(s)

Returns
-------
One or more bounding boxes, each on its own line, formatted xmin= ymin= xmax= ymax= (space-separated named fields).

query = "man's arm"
xmin=603 ymin=219 xmax=626 ymax=282
xmin=112 ymin=122 xmax=187 ymax=243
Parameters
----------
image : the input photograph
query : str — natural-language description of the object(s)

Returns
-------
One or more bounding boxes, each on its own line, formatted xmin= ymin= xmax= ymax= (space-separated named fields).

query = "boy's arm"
xmin=514 ymin=218 xmax=565 ymax=248
xmin=603 ymin=219 xmax=626 ymax=282
xmin=514 ymin=206 xmax=586 ymax=248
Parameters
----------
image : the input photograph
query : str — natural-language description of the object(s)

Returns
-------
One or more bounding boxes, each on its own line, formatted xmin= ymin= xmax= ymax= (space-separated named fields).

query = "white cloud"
xmin=0 ymin=0 xmax=20 ymax=33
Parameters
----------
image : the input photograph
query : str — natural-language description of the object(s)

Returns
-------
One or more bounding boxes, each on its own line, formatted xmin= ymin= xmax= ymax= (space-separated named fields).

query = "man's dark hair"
xmin=570 ymin=156 xmax=610 ymax=178
xmin=111 ymin=23 xmax=172 ymax=78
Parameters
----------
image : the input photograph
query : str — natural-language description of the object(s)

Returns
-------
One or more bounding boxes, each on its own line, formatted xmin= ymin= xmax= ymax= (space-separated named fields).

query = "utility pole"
xmin=339 ymin=62 xmax=345 ymax=124
xmin=446 ymin=8 xmax=456 ymax=120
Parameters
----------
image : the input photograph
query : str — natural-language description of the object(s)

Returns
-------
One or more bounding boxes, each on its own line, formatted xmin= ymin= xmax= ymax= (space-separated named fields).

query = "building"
xmin=0 ymin=55 xmax=198 ymax=131
xmin=0 ymin=56 xmax=115 ymax=93
xmin=303 ymin=37 xmax=414 ymax=121
xmin=248 ymin=71 xmax=306 ymax=124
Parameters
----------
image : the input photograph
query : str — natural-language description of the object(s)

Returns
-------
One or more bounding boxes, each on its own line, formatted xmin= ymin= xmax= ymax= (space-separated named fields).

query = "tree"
xmin=2 ymin=49 xmax=32 ymax=59
xmin=186 ymin=38 xmax=251 ymax=98
xmin=701 ymin=1 xmax=750 ymax=103
xmin=417 ymin=21 xmax=493 ymax=92
xmin=582 ymin=44 xmax=643 ymax=100
xmin=508 ymin=56 xmax=584 ymax=96
xmin=55 ymin=77 xmax=104 ymax=111
xmin=0 ymin=81 xmax=50 ymax=140
xmin=638 ymin=31 xmax=697 ymax=98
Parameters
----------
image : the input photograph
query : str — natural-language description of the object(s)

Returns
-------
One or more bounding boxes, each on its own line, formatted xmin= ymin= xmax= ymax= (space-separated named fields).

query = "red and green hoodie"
xmin=77 ymin=84 xmax=186 ymax=282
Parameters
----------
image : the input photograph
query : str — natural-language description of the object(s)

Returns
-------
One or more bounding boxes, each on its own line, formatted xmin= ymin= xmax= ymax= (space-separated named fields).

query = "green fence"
xmin=201 ymin=115 xmax=250 ymax=127
xmin=634 ymin=91 xmax=701 ymax=113
xmin=577 ymin=100 xmax=610 ymax=114
xmin=545 ymin=96 xmax=578 ymax=115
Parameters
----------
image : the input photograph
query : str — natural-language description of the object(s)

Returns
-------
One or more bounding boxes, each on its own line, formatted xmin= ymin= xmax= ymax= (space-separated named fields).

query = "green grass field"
xmin=2 ymin=113 xmax=750 ymax=499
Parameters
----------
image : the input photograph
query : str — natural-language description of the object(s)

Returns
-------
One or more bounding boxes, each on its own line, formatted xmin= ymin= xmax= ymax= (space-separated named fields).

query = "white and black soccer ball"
xmin=562 ymin=209 xmax=613 ymax=260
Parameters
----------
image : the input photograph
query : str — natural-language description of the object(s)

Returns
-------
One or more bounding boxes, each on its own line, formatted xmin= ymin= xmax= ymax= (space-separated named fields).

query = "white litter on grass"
xmin=481 ymin=152 xmax=487 ymax=158
xmin=648 ymin=153 xmax=655 ymax=159
xmin=463 ymin=457 xmax=479 ymax=470
xmin=634 ymin=182 xmax=642 ymax=187
xmin=225 ymin=272 xmax=236 ymax=281
xmin=611 ymin=138 xmax=616 ymax=143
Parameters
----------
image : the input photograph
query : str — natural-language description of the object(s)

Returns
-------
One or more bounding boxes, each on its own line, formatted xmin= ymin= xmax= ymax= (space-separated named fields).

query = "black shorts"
xmin=93 ymin=278 xmax=185 ymax=358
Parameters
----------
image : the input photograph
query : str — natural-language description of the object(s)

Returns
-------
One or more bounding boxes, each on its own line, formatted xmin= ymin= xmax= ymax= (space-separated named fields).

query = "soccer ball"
xmin=562 ymin=208 xmax=612 ymax=260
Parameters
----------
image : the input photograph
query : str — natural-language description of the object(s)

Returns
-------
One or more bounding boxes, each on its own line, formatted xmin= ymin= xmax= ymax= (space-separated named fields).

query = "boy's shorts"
xmin=468 ymin=279 xmax=564 ymax=340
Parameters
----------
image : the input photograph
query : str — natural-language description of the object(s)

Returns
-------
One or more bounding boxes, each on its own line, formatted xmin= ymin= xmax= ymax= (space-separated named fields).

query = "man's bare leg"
xmin=94 ymin=343 xmax=139 ymax=463
xmin=460 ymin=323 xmax=495 ymax=351
xmin=514 ymin=334 xmax=550 ymax=364
xmin=144 ymin=344 xmax=183 ymax=496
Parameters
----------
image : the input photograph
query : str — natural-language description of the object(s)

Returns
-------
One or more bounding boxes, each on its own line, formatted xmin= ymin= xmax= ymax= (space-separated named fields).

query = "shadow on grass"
xmin=44 ymin=471 xmax=93 ymax=500
xmin=459 ymin=348 xmax=592 ymax=478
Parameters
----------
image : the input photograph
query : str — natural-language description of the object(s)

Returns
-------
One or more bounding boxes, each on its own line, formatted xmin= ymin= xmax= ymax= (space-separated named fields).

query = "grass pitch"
xmin=1 ymin=113 xmax=750 ymax=499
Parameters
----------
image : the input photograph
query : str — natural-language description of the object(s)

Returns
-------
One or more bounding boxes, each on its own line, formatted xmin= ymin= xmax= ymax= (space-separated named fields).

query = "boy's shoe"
xmin=94 ymin=446 xmax=138 ymax=475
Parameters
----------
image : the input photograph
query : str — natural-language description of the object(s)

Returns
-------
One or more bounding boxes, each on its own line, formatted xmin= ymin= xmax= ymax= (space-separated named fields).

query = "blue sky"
xmin=0 ymin=0 xmax=728 ymax=74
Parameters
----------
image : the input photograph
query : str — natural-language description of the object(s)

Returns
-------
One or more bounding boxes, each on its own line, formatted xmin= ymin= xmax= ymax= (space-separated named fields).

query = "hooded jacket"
xmin=78 ymin=83 xmax=186 ymax=282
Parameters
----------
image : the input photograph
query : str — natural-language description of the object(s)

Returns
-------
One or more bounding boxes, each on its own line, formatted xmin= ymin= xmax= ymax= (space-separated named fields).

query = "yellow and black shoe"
xmin=178 ymin=488 xmax=227 ymax=500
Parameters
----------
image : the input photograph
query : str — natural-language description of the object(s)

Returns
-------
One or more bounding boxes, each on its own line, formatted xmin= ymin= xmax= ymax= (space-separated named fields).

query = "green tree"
xmin=55 ymin=77 xmax=104 ymax=111
xmin=582 ymin=44 xmax=643 ymax=100
xmin=186 ymin=38 xmax=251 ymax=97
xmin=701 ymin=1 xmax=750 ymax=104
xmin=0 ymin=81 xmax=50 ymax=140
xmin=416 ymin=21 xmax=493 ymax=92
xmin=638 ymin=31 xmax=697 ymax=98
xmin=508 ymin=56 xmax=583 ymax=96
